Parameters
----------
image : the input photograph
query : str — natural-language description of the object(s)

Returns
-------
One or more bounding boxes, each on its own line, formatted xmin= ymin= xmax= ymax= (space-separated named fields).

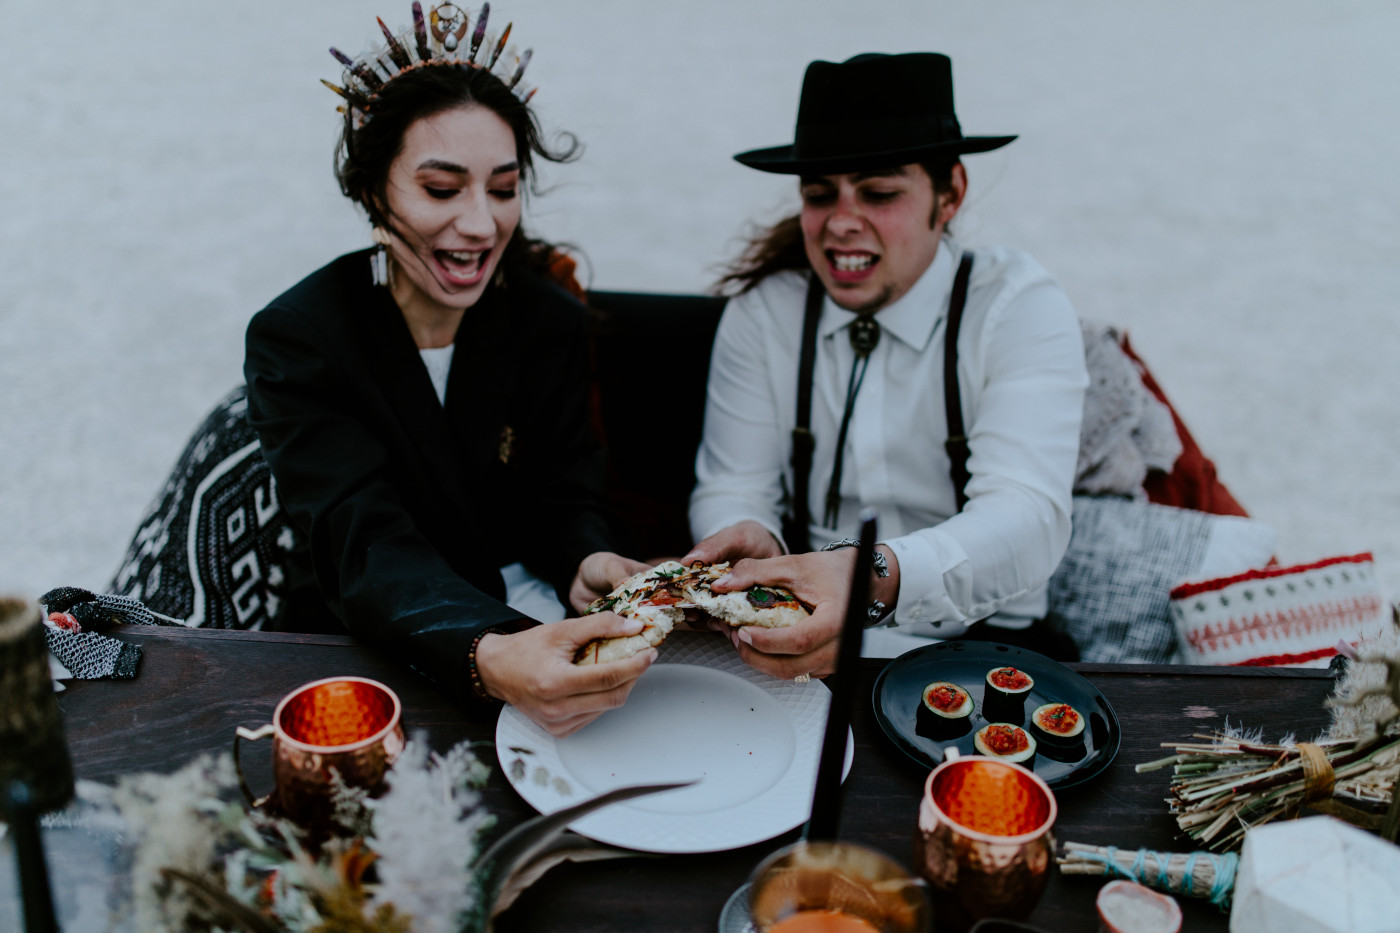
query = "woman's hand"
xmin=569 ymin=551 xmax=652 ymax=613
xmin=682 ymin=520 xmax=784 ymax=566
xmin=475 ymin=612 xmax=657 ymax=737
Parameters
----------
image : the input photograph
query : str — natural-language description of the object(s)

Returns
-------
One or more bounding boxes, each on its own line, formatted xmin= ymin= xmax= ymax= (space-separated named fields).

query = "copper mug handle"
xmin=233 ymin=723 xmax=277 ymax=808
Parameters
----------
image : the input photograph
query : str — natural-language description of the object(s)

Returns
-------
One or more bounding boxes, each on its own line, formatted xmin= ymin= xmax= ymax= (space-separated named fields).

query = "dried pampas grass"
xmin=1138 ymin=607 xmax=1400 ymax=850
xmin=1329 ymin=605 xmax=1400 ymax=741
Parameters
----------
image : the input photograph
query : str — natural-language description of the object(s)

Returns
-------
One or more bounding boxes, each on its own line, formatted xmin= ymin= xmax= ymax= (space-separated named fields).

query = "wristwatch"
xmin=820 ymin=538 xmax=891 ymax=626
xmin=820 ymin=538 xmax=889 ymax=577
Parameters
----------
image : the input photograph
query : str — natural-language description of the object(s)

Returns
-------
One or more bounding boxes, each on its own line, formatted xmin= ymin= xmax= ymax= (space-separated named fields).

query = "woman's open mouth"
xmin=827 ymin=250 xmax=879 ymax=283
xmin=435 ymin=247 xmax=492 ymax=287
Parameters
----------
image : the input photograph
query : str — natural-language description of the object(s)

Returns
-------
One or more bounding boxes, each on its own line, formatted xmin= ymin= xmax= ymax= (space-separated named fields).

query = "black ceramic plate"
xmin=872 ymin=641 xmax=1121 ymax=789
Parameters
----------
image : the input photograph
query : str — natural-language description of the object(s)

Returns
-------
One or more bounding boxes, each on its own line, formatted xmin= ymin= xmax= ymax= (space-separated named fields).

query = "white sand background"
xmin=2 ymin=0 xmax=1398 ymax=604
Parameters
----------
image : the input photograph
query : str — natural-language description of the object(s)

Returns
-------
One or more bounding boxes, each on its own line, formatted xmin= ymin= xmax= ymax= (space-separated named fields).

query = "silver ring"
xmin=793 ymin=673 xmax=811 ymax=683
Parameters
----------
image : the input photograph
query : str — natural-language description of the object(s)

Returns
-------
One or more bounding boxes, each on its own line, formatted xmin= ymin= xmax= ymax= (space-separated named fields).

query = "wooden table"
xmin=25 ymin=627 xmax=1338 ymax=931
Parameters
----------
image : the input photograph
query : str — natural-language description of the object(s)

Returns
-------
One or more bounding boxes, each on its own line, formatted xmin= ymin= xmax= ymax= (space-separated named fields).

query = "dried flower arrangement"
xmin=1135 ymin=607 xmax=1400 ymax=851
xmin=65 ymin=735 xmax=681 ymax=932
xmin=76 ymin=736 xmax=496 ymax=932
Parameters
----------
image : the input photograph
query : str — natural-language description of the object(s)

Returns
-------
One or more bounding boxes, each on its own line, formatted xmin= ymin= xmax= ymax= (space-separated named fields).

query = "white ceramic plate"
xmin=496 ymin=631 xmax=854 ymax=853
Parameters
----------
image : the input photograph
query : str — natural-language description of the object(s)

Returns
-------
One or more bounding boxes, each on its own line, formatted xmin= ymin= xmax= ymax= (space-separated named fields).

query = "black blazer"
xmin=244 ymin=250 xmax=617 ymax=703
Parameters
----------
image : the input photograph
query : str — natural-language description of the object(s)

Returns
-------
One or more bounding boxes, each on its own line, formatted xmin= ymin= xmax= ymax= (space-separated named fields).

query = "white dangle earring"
xmin=370 ymin=226 xmax=392 ymax=287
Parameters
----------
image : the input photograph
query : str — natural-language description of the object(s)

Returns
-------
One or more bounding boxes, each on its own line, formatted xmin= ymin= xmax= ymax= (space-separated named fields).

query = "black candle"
xmin=0 ymin=597 xmax=74 ymax=933
xmin=804 ymin=511 xmax=877 ymax=842
xmin=0 ymin=598 xmax=74 ymax=813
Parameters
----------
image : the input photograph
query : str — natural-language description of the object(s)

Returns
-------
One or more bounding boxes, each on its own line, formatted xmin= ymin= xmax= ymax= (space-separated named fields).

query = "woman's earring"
xmin=370 ymin=227 xmax=391 ymax=287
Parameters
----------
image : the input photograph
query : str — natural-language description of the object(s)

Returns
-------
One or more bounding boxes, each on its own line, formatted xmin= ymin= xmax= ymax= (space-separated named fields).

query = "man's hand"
xmin=475 ymin=612 xmax=657 ymax=737
xmin=570 ymin=551 xmax=652 ymax=614
xmin=707 ymin=549 xmax=861 ymax=679
xmin=682 ymin=520 xmax=784 ymax=566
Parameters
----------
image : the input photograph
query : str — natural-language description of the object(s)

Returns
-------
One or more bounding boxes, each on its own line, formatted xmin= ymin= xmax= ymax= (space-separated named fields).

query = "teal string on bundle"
xmin=1057 ymin=841 xmax=1240 ymax=909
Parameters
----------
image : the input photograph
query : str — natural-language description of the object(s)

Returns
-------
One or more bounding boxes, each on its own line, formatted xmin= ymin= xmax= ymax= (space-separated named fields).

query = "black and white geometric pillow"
xmin=107 ymin=385 xmax=297 ymax=631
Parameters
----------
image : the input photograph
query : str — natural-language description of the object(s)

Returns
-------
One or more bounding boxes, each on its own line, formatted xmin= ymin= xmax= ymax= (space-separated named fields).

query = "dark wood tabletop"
xmin=38 ymin=626 xmax=1335 ymax=932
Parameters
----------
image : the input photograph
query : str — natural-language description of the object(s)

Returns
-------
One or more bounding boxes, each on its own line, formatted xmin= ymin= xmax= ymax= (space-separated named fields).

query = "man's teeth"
xmin=833 ymin=254 xmax=874 ymax=272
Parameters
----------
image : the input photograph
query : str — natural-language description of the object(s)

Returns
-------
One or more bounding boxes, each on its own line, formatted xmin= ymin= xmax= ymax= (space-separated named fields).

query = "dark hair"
xmin=334 ymin=63 xmax=580 ymax=270
xmin=716 ymin=159 xmax=959 ymax=295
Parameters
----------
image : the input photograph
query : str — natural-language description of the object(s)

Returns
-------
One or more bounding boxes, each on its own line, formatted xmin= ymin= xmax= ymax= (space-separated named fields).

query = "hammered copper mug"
xmin=234 ymin=676 xmax=405 ymax=828
xmin=913 ymin=749 xmax=1057 ymax=932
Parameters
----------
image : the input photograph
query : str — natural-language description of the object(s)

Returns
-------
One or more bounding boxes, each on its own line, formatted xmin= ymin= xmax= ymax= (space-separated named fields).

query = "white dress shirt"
xmin=689 ymin=237 xmax=1087 ymax=638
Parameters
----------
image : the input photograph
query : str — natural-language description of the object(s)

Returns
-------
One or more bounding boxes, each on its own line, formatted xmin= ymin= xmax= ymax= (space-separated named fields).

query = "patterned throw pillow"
xmin=108 ymin=387 xmax=298 ymax=630
xmin=1170 ymin=553 xmax=1387 ymax=667
xmin=1045 ymin=496 xmax=1278 ymax=663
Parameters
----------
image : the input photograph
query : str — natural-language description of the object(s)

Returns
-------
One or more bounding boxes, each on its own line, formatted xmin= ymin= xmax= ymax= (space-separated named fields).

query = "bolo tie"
xmin=823 ymin=315 xmax=881 ymax=528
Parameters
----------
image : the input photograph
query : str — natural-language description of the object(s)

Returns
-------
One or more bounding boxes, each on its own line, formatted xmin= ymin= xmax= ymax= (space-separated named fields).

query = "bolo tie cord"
xmin=823 ymin=316 xmax=881 ymax=528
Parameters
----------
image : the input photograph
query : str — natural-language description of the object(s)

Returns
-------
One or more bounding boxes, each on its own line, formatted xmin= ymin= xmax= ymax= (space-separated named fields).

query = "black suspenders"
xmin=783 ymin=252 xmax=975 ymax=553
xmin=781 ymin=279 xmax=826 ymax=555
xmin=943 ymin=252 xmax=975 ymax=513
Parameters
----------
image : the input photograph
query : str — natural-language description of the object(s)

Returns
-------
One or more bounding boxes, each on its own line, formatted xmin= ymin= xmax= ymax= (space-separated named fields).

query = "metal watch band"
xmin=821 ymin=539 xmax=892 ymax=627
xmin=819 ymin=538 xmax=890 ymax=578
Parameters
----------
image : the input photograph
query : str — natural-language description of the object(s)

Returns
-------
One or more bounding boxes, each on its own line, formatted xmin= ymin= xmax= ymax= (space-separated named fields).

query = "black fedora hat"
xmin=734 ymin=52 xmax=1015 ymax=175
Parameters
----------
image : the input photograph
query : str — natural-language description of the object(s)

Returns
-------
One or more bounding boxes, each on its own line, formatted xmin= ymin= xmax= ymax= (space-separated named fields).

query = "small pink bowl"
xmin=1095 ymin=880 xmax=1182 ymax=933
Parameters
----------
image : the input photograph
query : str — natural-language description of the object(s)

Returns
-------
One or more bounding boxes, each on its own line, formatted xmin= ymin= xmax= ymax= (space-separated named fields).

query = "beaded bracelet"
xmin=466 ymin=628 xmax=499 ymax=703
xmin=467 ymin=617 xmax=544 ymax=703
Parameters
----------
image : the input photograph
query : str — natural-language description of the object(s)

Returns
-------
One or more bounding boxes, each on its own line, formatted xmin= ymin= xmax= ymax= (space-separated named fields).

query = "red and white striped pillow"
xmin=1170 ymin=553 xmax=1387 ymax=667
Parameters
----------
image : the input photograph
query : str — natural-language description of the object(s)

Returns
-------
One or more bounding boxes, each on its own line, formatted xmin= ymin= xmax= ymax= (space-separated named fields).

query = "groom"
xmin=685 ymin=52 xmax=1088 ymax=675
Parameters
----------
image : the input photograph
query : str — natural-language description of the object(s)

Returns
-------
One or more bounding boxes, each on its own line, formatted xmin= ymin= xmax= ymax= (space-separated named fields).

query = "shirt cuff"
xmin=886 ymin=532 xmax=971 ymax=637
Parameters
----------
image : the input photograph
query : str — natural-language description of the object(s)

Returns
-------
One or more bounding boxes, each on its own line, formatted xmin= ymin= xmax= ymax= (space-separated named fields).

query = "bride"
xmin=244 ymin=3 xmax=650 ymax=736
